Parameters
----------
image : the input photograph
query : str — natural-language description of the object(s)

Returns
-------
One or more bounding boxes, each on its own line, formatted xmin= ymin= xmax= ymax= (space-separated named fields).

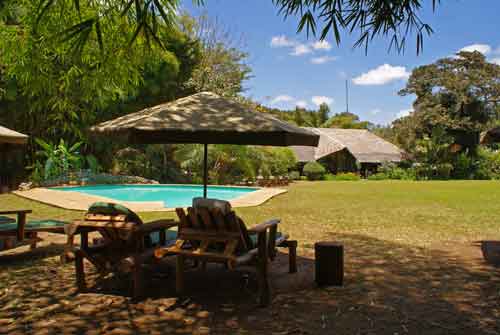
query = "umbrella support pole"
xmin=203 ymin=143 xmax=208 ymax=198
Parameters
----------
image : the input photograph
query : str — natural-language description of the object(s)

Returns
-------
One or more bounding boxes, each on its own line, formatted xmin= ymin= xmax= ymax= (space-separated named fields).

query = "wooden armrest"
xmin=0 ymin=210 xmax=32 ymax=215
xmin=248 ymin=219 xmax=280 ymax=234
xmin=136 ymin=220 xmax=177 ymax=234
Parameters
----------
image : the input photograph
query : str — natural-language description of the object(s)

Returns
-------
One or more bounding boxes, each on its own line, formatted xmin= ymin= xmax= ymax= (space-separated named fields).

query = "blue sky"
xmin=183 ymin=0 xmax=500 ymax=125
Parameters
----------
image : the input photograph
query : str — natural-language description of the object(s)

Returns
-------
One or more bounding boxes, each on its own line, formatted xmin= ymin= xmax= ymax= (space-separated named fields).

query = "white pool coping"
xmin=13 ymin=184 xmax=287 ymax=212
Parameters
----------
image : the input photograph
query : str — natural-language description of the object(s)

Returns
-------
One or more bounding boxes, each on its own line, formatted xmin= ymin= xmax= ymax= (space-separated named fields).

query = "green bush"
xmin=475 ymin=148 xmax=500 ymax=180
xmin=415 ymin=163 xmax=453 ymax=180
xmin=324 ymin=173 xmax=336 ymax=181
xmin=289 ymin=171 xmax=301 ymax=180
xmin=452 ymin=152 xmax=474 ymax=179
xmin=378 ymin=162 xmax=416 ymax=180
xmin=303 ymin=162 xmax=326 ymax=180
xmin=368 ymin=173 xmax=388 ymax=180
xmin=333 ymin=172 xmax=361 ymax=181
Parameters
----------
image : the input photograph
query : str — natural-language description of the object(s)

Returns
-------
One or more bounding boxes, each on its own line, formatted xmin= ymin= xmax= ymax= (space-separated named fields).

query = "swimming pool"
xmin=53 ymin=184 xmax=259 ymax=208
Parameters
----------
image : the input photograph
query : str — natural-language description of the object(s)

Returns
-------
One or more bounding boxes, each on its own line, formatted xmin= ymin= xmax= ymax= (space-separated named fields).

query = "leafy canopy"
xmin=273 ymin=0 xmax=440 ymax=54
xmin=399 ymin=51 xmax=500 ymax=133
xmin=2 ymin=0 xmax=440 ymax=54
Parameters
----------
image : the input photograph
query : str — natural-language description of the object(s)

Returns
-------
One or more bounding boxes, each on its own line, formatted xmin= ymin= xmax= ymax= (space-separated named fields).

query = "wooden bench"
xmin=71 ymin=212 xmax=177 ymax=299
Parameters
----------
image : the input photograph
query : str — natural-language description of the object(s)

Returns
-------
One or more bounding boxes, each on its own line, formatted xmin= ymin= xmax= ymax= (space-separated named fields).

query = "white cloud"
xmin=295 ymin=100 xmax=308 ymax=108
xmin=290 ymin=44 xmax=312 ymax=56
xmin=311 ymin=96 xmax=333 ymax=106
xmin=396 ymin=109 xmax=413 ymax=119
xmin=491 ymin=57 xmax=500 ymax=65
xmin=271 ymin=95 xmax=295 ymax=105
xmin=459 ymin=44 xmax=492 ymax=55
xmin=311 ymin=40 xmax=332 ymax=51
xmin=370 ymin=108 xmax=382 ymax=115
xmin=270 ymin=35 xmax=296 ymax=48
xmin=310 ymin=56 xmax=337 ymax=64
xmin=352 ymin=64 xmax=410 ymax=86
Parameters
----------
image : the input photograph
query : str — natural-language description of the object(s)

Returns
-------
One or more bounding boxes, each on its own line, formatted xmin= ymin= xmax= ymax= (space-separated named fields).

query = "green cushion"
xmin=0 ymin=220 xmax=67 ymax=232
xmin=88 ymin=202 xmax=143 ymax=225
xmin=0 ymin=216 xmax=15 ymax=225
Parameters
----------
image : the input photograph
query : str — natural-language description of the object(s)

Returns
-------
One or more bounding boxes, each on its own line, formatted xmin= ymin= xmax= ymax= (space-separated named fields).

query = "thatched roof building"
xmin=292 ymin=128 xmax=404 ymax=174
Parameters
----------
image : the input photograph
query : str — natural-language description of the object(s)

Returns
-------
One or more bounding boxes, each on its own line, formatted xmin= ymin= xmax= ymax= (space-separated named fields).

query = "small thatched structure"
xmin=292 ymin=128 xmax=404 ymax=175
xmin=0 ymin=125 xmax=28 ymax=145
xmin=0 ymin=125 xmax=29 ymax=192
xmin=480 ymin=127 xmax=500 ymax=145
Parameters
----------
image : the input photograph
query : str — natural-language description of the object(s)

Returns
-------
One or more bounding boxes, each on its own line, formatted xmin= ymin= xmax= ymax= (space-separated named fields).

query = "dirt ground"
xmin=1 ymin=232 xmax=499 ymax=335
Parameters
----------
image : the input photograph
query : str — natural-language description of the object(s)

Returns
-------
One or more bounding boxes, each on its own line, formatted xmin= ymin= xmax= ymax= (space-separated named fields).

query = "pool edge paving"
xmin=12 ymin=186 xmax=287 ymax=212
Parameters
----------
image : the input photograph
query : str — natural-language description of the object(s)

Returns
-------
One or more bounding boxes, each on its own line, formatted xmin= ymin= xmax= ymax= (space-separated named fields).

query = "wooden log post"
xmin=75 ymin=250 xmax=87 ymax=291
xmin=17 ymin=212 xmax=26 ymax=242
xmin=133 ymin=260 xmax=144 ymax=300
xmin=315 ymin=242 xmax=343 ymax=287
xmin=176 ymin=255 xmax=185 ymax=295
xmin=287 ymin=240 xmax=298 ymax=273
xmin=257 ymin=231 xmax=271 ymax=307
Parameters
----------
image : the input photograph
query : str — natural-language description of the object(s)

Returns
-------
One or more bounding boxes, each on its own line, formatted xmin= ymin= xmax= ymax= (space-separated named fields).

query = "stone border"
xmin=13 ymin=185 xmax=287 ymax=212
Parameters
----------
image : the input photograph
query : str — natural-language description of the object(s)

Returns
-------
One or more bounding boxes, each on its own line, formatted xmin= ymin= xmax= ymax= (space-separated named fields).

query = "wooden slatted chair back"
xmin=175 ymin=207 xmax=251 ymax=262
xmin=82 ymin=213 xmax=143 ymax=248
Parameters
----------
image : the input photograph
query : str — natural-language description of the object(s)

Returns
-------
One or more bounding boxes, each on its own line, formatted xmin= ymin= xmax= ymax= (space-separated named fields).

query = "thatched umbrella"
xmin=0 ymin=125 xmax=28 ymax=145
xmin=91 ymin=92 xmax=319 ymax=197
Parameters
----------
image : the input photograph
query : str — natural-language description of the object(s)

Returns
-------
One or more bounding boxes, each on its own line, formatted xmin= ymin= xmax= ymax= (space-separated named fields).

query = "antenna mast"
xmin=345 ymin=79 xmax=349 ymax=114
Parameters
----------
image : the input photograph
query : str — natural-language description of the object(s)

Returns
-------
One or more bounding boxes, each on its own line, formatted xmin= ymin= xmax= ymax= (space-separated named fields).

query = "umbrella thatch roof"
xmin=480 ymin=127 xmax=500 ymax=145
xmin=292 ymin=128 xmax=404 ymax=163
xmin=91 ymin=92 xmax=319 ymax=147
xmin=0 ymin=125 xmax=28 ymax=145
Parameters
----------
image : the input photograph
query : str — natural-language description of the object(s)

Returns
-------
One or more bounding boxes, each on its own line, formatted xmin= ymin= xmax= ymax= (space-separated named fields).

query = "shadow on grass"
xmin=1 ymin=233 xmax=499 ymax=334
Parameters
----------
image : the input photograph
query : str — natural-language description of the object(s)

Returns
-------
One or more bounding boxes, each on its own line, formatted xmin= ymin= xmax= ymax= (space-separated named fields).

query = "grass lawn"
xmin=1 ymin=181 xmax=500 ymax=334
xmin=3 ymin=180 xmax=500 ymax=246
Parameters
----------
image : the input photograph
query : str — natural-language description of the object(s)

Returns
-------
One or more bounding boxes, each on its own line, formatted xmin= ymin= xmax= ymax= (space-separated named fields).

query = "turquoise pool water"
xmin=53 ymin=185 xmax=258 ymax=208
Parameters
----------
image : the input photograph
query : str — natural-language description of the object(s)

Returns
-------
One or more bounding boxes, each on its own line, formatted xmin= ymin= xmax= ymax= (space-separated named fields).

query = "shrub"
xmin=415 ymin=163 xmax=453 ymax=180
xmin=303 ymin=162 xmax=326 ymax=180
xmin=474 ymin=148 xmax=500 ymax=180
xmin=378 ymin=162 xmax=416 ymax=180
xmin=333 ymin=172 xmax=361 ymax=181
xmin=289 ymin=171 xmax=301 ymax=180
xmin=324 ymin=173 xmax=336 ymax=181
xmin=452 ymin=152 xmax=474 ymax=179
xmin=368 ymin=173 xmax=388 ymax=180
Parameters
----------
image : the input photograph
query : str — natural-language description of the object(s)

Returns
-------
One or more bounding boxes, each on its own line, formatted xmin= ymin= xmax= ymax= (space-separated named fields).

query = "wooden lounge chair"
xmin=155 ymin=198 xmax=298 ymax=306
xmin=71 ymin=203 xmax=177 ymax=299
xmin=0 ymin=210 xmax=68 ymax=252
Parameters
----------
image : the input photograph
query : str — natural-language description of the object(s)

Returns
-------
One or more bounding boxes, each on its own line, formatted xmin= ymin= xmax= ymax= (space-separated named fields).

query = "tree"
xmin=0 ymin=0 xmax=202 ymax=174
xmin=293 ymin=107 xmax=305 ymax=126
xmin=323 ymin=112 xmax=372 ymax=129
xmin=181 ymin=14 xmax=251 ymax=97
xmin=4 ymin=0 xmax=440 ymax=54
xmin=398 ymin=51 xmax=500 ymax=154
xmin=273 ymin=0 xmax=439 ymax=54
xmin=317 ymin=103 xmax=330 ymax=125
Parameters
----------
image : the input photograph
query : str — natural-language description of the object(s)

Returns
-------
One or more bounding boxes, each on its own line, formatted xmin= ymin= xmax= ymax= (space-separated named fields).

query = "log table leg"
xmin=176 ymin=255 xmax=185 ymax=295
xmin=315 ymin=242 xmax=343 ymax=287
